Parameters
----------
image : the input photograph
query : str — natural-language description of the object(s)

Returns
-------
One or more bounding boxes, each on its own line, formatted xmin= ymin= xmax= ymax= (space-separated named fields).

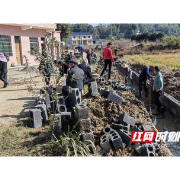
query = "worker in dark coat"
xmin=0 ymin=53 xmax=8 ymax=88
xmin=138 ymin=65 xmax=154 ymax=97
xmin=78 ymin=59 xmax=94 ymax=84
xmin=86 ymin=49 xmax=92 ymax=65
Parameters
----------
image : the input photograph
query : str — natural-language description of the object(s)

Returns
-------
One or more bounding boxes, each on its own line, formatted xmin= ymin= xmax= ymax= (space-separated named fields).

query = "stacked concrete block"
xmin=45 ymin=94 xmax=51 ymax=109
xmin=75 ymin=104 xmax=89 ymax=119
xmin=35 ymin=104 xmax=48 ymax=122
xmin=88 ymin=81 xmax=98 ymax=96
xmin=141 ymin=124 xmax=152 ymax=131
xmin=69 ymin=88 xmax=81 ymax=107
xmin=29 ymin=109 xmax=43 ymax=128
xmin=118 ymin=113 xmax=136 ymax=127
xmin=103 ymin=126 xmax=114 ymax=135
xmin=118 ymin=129 xmax=131 ymax=147
xmin=79 ymin=118 xmax=91 ymax=131
xmin=100 ymin=134 xmax=112 ymax=152
xmin=57 ymin=95 xmax=65 ymax=105
xmin=140 ymin=144 xmax=155 ymax=156
xmin=107 ymin=92 xmax=123 ymax=105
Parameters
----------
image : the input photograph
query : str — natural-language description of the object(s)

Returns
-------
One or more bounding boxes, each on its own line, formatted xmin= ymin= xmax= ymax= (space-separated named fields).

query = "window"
xmin=88 ymin=41 xmax=91 ymax=44
xmin=73 ymin=36 xmax=76 ymax=39
xmin=29 ymin=37 xmax=39 ymax=51
xmin=83 ymin=36 xmax=86 ymax=38
xmin=79 ymin=36 xmax=81 ymax=39
xmin=73 ymin=41 xmax=76 ymax=44
xmin=0 ymin=35 xmax=13 ymax=56
xmin=88 ymin=36 xmax=91 ymax=38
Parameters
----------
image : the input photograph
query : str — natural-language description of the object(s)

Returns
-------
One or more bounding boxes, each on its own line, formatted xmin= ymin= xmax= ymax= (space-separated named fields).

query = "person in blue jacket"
xmin=138 ymin=65 xmax=154 ymax=97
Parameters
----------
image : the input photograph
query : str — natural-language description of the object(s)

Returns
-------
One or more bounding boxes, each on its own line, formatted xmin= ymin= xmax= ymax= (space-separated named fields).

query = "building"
xmin=67 ymin=32 xmax=96 ymax=45
xmin=0 ymin=23 xmax=60 ymax=68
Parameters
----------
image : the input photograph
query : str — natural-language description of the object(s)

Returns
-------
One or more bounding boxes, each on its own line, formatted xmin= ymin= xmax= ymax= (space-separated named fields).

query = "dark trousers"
xmin=139 ymin=78 xmax=148 ymax=93
xmin=153 ymin=90 xmax=164 ymax=114
xmin=84 ymin=78 xmax=95 ymax=85
xmin=100 ymin=59 xmax=112 ymax=79
xmin=0 ymin=69 xmax=8 ymax=85
xmin=44 ymin=73 xmax=51 ymax=85
xmin=87 ymin=56 xmax=91 ymax=65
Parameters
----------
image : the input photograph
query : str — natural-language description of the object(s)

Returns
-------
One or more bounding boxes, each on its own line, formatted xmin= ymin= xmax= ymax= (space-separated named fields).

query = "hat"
xmin=122 ymin=63 xmax=128 ymax=68
xmin=0 ymin=53 xmax=7 ymax=62
xmin=155 ymin=66 xmax=160 ymax=72
xmin=69 ymin=59 xmax=78 ymax=64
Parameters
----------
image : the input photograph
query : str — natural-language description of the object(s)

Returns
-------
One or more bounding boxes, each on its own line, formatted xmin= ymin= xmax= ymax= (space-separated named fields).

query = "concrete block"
xmin=118 ymin=113 xmax=136 ymax=126
xmin=75 ymin=104 xmax=89 ymax=119
xmin=29 ymin=109 xmax=42 ymax=128
xmin=57 ymin=95 xmax=65 ymax=105
xmin=103 ymin=126 xmax=114 ymax=135
xmin=35 ymin=104 xmax=48 ymax=122
xmin=117 ymin=129 xmax=131 ymax=147
xmin=100 ymin=88 xmax=110 ymax=98
xmin=81 ymin=131 xmax=94 ymax=145
xmin=79 ymin=100 xmax=88 ymax=106
xmin=45 ymin=94 xmax=51 ymax=109
xmin=60 ymin=112 xmax=72 ymax=126
xmin=107 ymin=92 xmax=123 ymax=105
xmin=140 ymin=144 xmax=155 ymax=156
xmin=131 ymin=125 xmax=140 ymax=132
xmin=88 ymin=81 xmax=98 ymax=96
xmin=142 ymin=124 xmax=152 ymax=131
xmin=115 ymin=84 xmax=127 ymax=91
xmin=110 ymin=133 xmax=123 ymax=149
xmin=96 ymin=77 xmax=105 ymax=82
xmin=57 ymin=104 xmax=67 ymax=113
xmin=69 ymin=88 xmax=81 ymax=107
xmin=100 ymin=134 xmax=112 ymax=152
xmin=79 ymin=118 xmax=91 ymax=131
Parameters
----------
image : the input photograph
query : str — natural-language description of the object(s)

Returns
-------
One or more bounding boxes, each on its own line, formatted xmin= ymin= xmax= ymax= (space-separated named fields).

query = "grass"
xmin=125 ymin=52 xmax=180 ymax=70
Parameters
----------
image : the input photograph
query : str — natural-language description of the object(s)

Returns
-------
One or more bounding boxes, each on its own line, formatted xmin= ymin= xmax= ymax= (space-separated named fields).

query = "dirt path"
xmin=0 ymin=77 xmax=43 ymax=133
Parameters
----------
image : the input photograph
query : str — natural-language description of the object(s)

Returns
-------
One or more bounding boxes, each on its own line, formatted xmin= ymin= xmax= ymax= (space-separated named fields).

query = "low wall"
xmin=116 ymin=63 xmax=180 ymax=119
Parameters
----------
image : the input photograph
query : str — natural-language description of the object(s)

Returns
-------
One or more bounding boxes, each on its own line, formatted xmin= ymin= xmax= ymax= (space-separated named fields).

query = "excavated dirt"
xmin=83 ymin=65 xmax=172 ymax=156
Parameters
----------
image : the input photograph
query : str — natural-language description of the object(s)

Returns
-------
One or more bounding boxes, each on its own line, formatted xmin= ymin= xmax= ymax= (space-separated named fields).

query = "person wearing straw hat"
xmin=122 ymin=63 xmax=133 ymax=85
xmin=0 ymin=53 xmax=8 ymax=88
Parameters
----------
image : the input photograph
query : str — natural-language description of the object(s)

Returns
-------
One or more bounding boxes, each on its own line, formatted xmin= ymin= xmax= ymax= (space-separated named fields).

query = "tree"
xmin=56 ymin=24 xmax=72 ymax=42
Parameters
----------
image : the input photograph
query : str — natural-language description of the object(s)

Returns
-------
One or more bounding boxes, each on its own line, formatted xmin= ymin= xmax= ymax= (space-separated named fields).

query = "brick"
xmin=118 ymin=113 xmax=136 ymax=126
xmin=107 ymin=92 xmax=123 ymax=105
xmin=81 ymin=131 xmax=94 ymax=145
xmin=57 ymin=104 xmax=67 ymax=113
xmin=45 ymin=94 xmax=51 ymax=109
xmin=88 ymin=81 xmax=98 ymax=96
xmin=110 ymin=132 xmax=123 ymax=149
xmin=100 ymin=134 xmax=112 ymax=152
xmin=69 ymin=88 xmax=81 ymax=107
xmin=29 ymin=109 xmax=42 ymax=128
xmin=117 ymin=129 xmax=131 ymax=147
xmin=35 ymin=104 xmax=48 ymax=122
xmin=79 ymin=118 xmax=91 ymax=131
xmin=75 ymin=104 xmax=89 ymax=119
xmin=141 ymin=125 xmax=152 ymax=131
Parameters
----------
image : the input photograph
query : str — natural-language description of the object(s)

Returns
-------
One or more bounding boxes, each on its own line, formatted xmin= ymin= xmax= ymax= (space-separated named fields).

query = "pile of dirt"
xmin=83 ymin=65 xmax=172 ymax=156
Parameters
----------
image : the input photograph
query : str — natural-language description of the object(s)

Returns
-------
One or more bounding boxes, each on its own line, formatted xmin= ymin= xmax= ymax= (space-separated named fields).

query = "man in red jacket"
xmin=100 ymin=42 xmax=115 ymax=81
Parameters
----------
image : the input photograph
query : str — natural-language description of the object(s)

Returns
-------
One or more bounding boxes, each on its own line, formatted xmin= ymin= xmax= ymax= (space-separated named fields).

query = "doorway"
xmin=14 ymin=36 xmax=22 ymax=65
